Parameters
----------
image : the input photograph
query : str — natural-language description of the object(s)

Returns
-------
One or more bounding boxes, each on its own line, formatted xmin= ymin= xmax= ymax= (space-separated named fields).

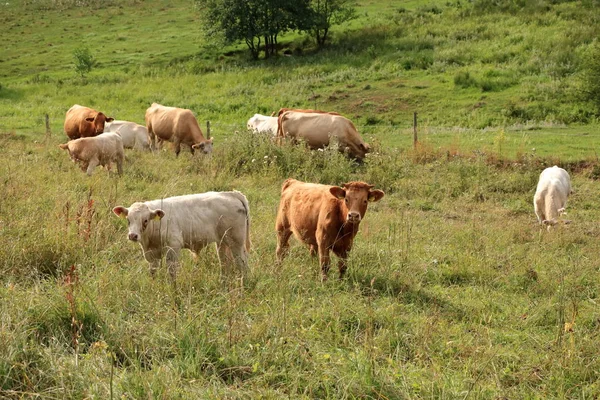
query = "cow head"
xmin=191 ymin=138 xmax=213 ymax=154
xmin=113 ymin=203 xmax=165 ymax=242
xmin=329 ymin=182 xmax=384 ymax=224
xmin=85 ymin=112 xmax=114 ymax=135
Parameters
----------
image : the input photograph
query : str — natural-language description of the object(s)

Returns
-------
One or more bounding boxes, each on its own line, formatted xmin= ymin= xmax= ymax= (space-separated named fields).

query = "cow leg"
xmin=309 ymin=244 xmax=317 ymax=257
xmin=534 ymin=197 xmax=545 ymax=225
xmin=116 ymin=154 xmax=124 ymax=175
xmin=217 ymin=244 xmax=235 ymax=276
xmin=318 ymin=246 xmax=331 ymax=281
xmin=334 ymin=249 xmax=349 ymax=279
xmin=165 ymin=247 xmax=180 ymax=281
xmin=276 ymin=228 xmax=292 ymax=262
xmin=174 ymin=138 xmax=182 ymax=157
xmin=86 ymin=157 xmax=99 ymax=176
xmin=143 ymin=248 xmax=161 ymax=277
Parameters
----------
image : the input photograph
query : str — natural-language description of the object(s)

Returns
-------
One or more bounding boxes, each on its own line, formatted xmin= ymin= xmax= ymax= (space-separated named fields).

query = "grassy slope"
xmin=2 ymin=0 xmax=600 ymax=398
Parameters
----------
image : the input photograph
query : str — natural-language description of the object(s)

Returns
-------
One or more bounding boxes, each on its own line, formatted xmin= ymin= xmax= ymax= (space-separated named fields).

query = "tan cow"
xmin=276 ymin=108 xmax=340 ymax=138
xmin=275 ymin=178 xmax=384 ymax=280
xmin=145 ymin=103 xmax=213 ymax=156
xmin=279 ymin=111 xmax=370 ymax=160
xmin=59 ymin=132 xmax=124 ymax=175
xmin=534 ymin=166 xmax=572 ymax=229
xmin=64 ymin=104 xmax=114 ymax=140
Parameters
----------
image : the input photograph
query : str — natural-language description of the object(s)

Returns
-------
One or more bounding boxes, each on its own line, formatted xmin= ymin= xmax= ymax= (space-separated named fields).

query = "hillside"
xmin=2 ymin=1 xmax=600 ymax=398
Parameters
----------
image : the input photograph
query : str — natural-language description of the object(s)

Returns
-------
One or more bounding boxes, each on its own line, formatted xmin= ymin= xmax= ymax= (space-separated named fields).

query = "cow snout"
xmin=347 ymin=211 xmax=361 ymax=223
xmin=128 ymin=232 xmax=139 ymax=241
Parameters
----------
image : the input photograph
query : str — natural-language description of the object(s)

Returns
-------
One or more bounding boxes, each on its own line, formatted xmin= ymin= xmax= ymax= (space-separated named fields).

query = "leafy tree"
xmin=308 ymin=0 xmax=356 ymax=47
xmin=72 ymin=47 xmax=96 ymax=77
xmin=197 ymin=0 xmax=310 ymax=59
xmin=579 ymin=41 xmax=600 ymax=116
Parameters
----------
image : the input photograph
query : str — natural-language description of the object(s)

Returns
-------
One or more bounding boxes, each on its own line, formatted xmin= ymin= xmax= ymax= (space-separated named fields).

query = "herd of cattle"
xmin=58 ymin=103 xmax=572 ymax=280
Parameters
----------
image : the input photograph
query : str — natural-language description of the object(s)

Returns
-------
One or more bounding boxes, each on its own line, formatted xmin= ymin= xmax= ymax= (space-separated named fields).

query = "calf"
xmin=533 ymin=166 xmax=571 ymax=229
xmin=59 ymin=132 xmax=124 ymax=175
xmin=275 ymin=178 xmax=384 ymax=280
xmin=113 ymin=191 xmax=251 ymax=279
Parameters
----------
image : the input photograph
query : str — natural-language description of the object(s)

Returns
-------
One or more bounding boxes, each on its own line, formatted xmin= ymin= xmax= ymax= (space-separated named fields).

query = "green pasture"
xmin=2 ymin=0 xmax=600 ymax=398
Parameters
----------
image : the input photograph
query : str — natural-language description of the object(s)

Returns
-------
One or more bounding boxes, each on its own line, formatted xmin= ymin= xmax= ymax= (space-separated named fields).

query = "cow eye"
xmin=363 ymin=200 xmax=367 ymax=205
xmin=345 ymin=198 xmax=349 ymax=203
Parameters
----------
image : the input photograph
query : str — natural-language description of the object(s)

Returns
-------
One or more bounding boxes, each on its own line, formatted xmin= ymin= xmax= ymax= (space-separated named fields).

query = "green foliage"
xmin=309 ymin=0 xmax=357 ymax=47
xmin=578 ymin=41 xmax=600 ymax=116
xmin=72 ymin=47 xmax=96 ymax=78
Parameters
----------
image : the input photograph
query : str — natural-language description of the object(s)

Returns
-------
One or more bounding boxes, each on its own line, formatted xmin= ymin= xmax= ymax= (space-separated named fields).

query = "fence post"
xmin=45 ymin=114 xmax=51 ymax=136
xmin=206 ymin=121 xmax=211 ymax=139
xmin=413 ymin=112 xmax=418 ymax=149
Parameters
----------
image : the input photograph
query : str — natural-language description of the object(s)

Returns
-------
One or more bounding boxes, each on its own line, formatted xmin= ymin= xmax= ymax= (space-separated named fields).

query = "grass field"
xmin=2 ymin=0 xmax=600 ymax=398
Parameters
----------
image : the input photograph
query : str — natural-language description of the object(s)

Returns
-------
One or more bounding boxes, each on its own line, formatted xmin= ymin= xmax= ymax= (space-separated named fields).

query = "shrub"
xmin=453 ymin=71 xmax=478 ymax=88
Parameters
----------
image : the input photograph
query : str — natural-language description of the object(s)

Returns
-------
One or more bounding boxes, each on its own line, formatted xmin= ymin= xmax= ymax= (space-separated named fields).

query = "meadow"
xmin=2 ymin=0 xmax=600 ymax=398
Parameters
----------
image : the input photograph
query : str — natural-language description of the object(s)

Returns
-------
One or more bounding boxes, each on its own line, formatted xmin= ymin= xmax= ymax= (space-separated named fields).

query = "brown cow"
xmin=276 ymin=108 xmax=340 ymax=138
xmin=145 ymin=103 xmax=213 ymax=156
xmin=275 ymin=178 xmax=384 ymax=280
xmin=64 ymin=104 xmax=114 ymax=140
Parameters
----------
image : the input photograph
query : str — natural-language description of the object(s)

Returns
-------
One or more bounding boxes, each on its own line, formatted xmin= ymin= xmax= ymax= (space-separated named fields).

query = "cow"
xmin=246 ymin=114 xmax=278 ymax=137
xmin=64 ymin=104 xmax=114 ymax=140
xmin=279 ymin=111 xmax=370 ymax=160
xmin=275 ymin=178 xmax=384 ymax=280
xmin=104 ymin=120 xmax=150 ymax=151
xmin=113 ymin=191 xmax=250 ymax=280
xmin=59 ymin=132 xmax=124 ymax=176
xmin=145 ymin=103 xmax=213 ymax=156
xmin=534 ymin=166 xmax=572 ymax=230
xmin=275 ymin=108 xmax=340 ymax=138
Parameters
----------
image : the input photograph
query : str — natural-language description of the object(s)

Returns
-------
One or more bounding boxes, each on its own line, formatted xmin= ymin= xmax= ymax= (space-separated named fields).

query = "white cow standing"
xmin=533 ymin=166 xmax=571 ymax=229
xmin=247 ymin=114 xmax=278 ymax=137
xmin=113 ymin=191 xmax=251 ymax=279
xmin=104 ymin=120 xmax=150 ymax=151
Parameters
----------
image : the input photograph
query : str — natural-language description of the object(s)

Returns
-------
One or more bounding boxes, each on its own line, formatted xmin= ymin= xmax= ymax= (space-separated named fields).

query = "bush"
xmin=453 ymin=71 xmax=478 ymax=88
xmin=578 ymin=41 xmax=600 ymax=116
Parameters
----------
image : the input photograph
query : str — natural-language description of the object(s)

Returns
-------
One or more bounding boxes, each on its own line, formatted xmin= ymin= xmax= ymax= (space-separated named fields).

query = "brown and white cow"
xmin=275 ymin=178 xmax=384 ymax=280
xmin=59 ymin=132 xmax=124 ymax=175
xmin=145 ymin=103 xmax=212 ymax=156
xmin=113 ymin=191 xmax=250 ymax=280
xmin=279 ymin=111 xmax=370 ymax=160
xmin=64 ymin=104 xmax=114 ymax=140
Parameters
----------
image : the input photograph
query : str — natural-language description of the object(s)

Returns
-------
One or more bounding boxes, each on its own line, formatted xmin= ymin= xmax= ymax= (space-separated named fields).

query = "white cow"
xmin=113 ymin=191 xmax=251 ymax=279
xmin=104 ymin=120 xmax=150 ymax=151
xmin=247 ymin=114 xmax=278 ymax=137
xmin=534 ymin=166 xmax=571 ymax=229
xmin=59 ymin=132 xmax=124 ymax=175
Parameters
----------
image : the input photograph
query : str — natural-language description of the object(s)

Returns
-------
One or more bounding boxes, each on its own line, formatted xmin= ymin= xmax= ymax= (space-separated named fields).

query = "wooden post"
xmin=206 ymin=121 xmax=210 ymax=139
xmin=413 ymin=112 xmax=418 ymax=149
xmin=45 ymin=114 xmax=51 ymax=136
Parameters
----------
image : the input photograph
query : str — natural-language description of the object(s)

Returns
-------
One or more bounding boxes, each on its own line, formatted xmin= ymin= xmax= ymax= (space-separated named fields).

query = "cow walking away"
xmin=275 ymin=178 xmax=384 ymax=280
xmin=64 ymin=104 xmax=114 ymax=140
xmin=145 ymin=103 xmax=212 ymax=156
xmin=534 ymin=166 xmax=572 ymax=230
xmin=113 ymin=191 xmax=251 ymax=280
xmin=59 ymin=132 xmax=124 ymax=176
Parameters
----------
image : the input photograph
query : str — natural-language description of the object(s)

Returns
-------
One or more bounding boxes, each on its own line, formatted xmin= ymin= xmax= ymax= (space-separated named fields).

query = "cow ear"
xmin=361 ymin=143 xmax=371 ymax=152
xmin=368 ymin=189 xmax=385 ymax=202
xmin=209 ymin=137 xmax=214 ymax=144
xmin=85 ymin=117 xmax=95 ymax=122
xmin=152 ymin=209 xmax=165 ymax=220
xmin=106 ymin=117 xmax=114 ymax=122
xmin=329 ymin=186 xmax=346 ymax=199
xmin=59 ymin=143 xmax=69 ymax=150
xmin=113 ymin=206 xmax=128 ymax=218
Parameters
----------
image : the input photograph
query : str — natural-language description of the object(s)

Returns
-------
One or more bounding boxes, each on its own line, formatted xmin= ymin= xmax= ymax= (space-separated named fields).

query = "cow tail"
xmin=232 ymin=191 xmax=251 ymax=252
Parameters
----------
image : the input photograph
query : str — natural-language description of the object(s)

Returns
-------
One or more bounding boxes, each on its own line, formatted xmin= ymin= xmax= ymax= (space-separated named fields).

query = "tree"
xmin=73 ymin=47 xmax=96 ymax=77
xmin=308 ymin=0 xmax=356 ymax=47
xmin=579 ymin=41 xmax=600 ymax=116
xmin=197 ymin=0 xmax=310 ymax=59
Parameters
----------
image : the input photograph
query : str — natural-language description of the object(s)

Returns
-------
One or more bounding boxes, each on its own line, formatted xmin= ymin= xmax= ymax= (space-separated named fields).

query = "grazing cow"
xmin=64 ymin=104 xmax=114 ymax=140
xmin=59 ymin=132 xmax=124 ymax=175
xmin=145 ymin=103 xmax=213 ymax=156
xmin=279 ymin=111 xmax=370 ymax=160
xmin=246 ymin=114 xmax=278 ymax=137
xmin=104 ymin=120 xmax=150 ymax=151
xmin=534 ymin=166 xmax=572 ymax=229
xmin=276 ymin=108 xmax=340 ymax=138
xmin=113 ymin=191 xmax=251 ymax=279
xmin=275 ymin=178 xmax=384 ymax=280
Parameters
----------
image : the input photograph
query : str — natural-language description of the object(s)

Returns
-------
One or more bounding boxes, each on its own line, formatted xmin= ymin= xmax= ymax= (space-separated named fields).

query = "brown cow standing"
xmin=145 ymin=103 xmax=213 ymax=156
xmin=275 ymin=178 xmax=384 ymax=280
xmin=64 ymin=104 xmax=114 ymax=140
xmin=276 ymin=108 xmax=340 ymax=138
